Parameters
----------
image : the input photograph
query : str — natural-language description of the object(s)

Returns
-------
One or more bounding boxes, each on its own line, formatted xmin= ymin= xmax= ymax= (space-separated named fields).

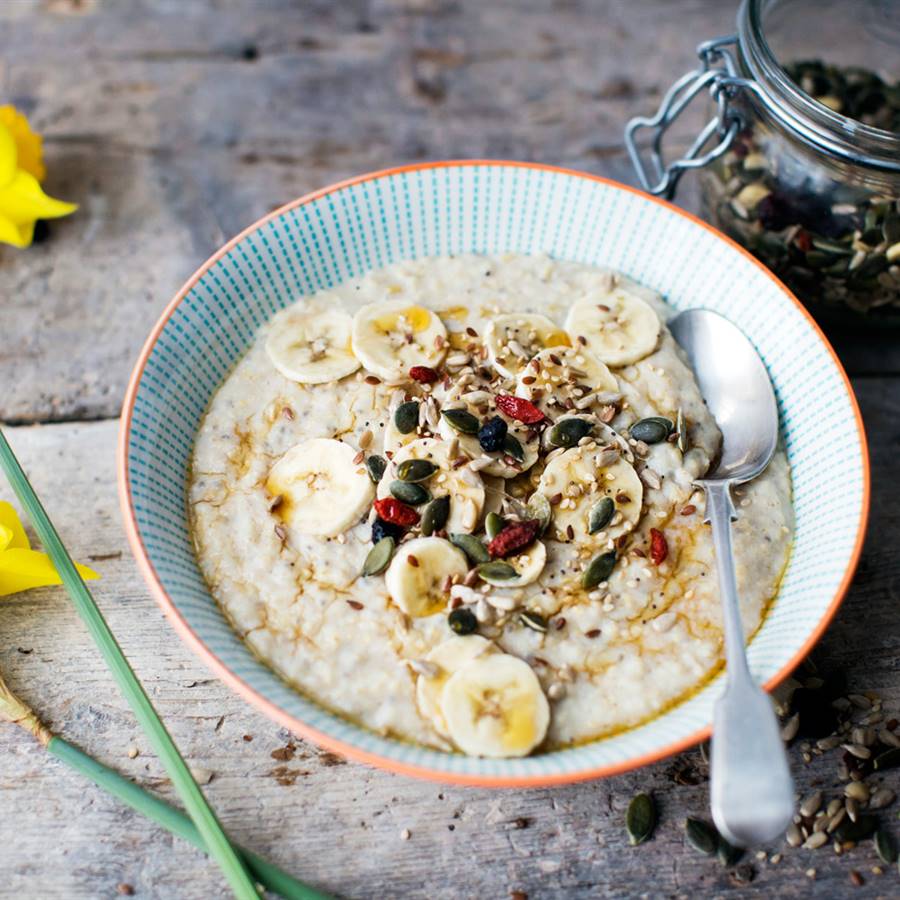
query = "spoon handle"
xmin=704 ymin=481 xmax=794 ymax=847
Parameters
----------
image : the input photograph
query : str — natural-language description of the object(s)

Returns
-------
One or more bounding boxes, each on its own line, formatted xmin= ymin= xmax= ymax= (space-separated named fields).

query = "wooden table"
xmin=1 ymin=2 xmax=897 ymax=897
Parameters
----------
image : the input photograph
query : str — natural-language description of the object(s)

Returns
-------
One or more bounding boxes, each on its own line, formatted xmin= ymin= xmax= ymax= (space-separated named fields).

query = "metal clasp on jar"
xmin=625 ymin=35 xmax=760 ymax=200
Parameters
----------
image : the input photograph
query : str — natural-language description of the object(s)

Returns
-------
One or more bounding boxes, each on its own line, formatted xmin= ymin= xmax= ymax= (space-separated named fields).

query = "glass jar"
xmin=625 ymin=0 xmax=900 ymax=328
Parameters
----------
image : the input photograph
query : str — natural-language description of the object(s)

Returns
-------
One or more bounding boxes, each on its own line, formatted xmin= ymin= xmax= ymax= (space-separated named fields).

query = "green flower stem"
xmin=47 ymin=737 xmax=329 ymax=900
xmin=0 ymin=429 xmax=258 ymax=899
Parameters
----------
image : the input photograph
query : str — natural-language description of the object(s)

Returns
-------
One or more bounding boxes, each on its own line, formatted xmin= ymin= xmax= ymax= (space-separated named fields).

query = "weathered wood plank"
xmin=0 ymin=0 xmax=738 ymax=424
xmin=0 ymin=375 xmax=896 ymax=898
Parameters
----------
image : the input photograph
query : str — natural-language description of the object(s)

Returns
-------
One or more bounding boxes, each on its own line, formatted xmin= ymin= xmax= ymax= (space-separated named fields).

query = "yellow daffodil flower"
xmin=0 ymin=105 xmax=77 ymax=248
xmin=0 ymin=501 xmax=97 ymax=597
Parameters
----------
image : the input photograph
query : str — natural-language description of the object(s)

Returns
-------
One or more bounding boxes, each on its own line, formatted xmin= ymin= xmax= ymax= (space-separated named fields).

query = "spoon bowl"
xmin=670 ymin=308 xmax=794 ymax=848
xmin=669 ymin=309 xmax=778 ymax=483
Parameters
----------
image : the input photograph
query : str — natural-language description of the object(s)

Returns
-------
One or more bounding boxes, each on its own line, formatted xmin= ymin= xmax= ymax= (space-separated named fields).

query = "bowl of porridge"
xmin=119 ymin=162 xmax=868 ymax=785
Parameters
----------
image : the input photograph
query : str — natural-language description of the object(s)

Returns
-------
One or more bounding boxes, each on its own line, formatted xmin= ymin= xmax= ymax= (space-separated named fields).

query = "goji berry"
xmin=409 ymin=365 xmax=439 ymax=384
xmin=495 ymin=394 xmax=544 ymax=424
xmin=794 ymin=229 xmax=812 ymax=252
xmin=373 ymin=497 xmax=420 ymax=527
xmin=649 ymin=528 xmax=668 ymax=565
xmin=488 ymin=519 xmax=541 ymax=559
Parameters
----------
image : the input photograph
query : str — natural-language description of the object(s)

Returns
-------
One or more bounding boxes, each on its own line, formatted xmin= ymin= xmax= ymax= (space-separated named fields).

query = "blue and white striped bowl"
xmin=119 ymin=162 xmax=868 ymax=786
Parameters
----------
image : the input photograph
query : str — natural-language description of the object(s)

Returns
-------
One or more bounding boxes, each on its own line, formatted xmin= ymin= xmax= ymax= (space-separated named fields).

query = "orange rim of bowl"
xmin=117 ymin=160 xmax=870 ymax=788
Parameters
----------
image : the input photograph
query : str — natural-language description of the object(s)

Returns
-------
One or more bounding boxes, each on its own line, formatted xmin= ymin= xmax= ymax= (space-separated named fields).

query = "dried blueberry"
xmin=372 ymin=517 xmax=404 ymax=544
xmin=478 ymin=415 xmax=508 ymax=453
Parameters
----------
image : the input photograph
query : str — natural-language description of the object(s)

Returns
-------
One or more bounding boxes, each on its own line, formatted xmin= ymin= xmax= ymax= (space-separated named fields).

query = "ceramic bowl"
xmin=119 ymin=162 xmax=868 ymax=786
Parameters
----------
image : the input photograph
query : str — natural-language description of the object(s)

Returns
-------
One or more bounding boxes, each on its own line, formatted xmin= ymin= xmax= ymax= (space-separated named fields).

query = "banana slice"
xmin=516 ymin=346 xmax=619 ymax=416
xmin=385 ymin=537 xmax=469 ymax=617
xmin=484 ymin=313 xmax=570 ymax=379
xmin=415 ymin=635 xmax=496 ymax=736
xmin=436 ymin=402 xmax=539 ymax=479
xmin=441 ymin=654 xmax=550 ymax=758
xmin=565 ymin=286 xmax=660 ymax=367
xmin=266 ymin=438 xmax=374 ymax=538
xmin=265 ymin=308 xmax=359 ymax=384
xmin=377 ymin=438 xmax=485 ymax=533
xmin=351 ymin=300 xmax=447 ymax=383
xmin=537 ymin=447 xmax=643 ymax=543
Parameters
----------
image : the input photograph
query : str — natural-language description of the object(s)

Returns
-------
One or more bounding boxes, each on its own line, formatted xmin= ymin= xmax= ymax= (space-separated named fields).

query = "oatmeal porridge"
xmin=189 ymin=253 xmax=793 ymax=758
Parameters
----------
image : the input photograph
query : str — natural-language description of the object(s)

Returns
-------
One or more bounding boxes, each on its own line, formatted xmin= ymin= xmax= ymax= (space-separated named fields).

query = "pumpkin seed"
xmin=448 ymin=607 xmax=478 ymax=635
xmin=875 ymin=748 xmax=900 ymax=771
xmin=549 ymin=418 xmax=593 ymax=448
xmin=365 ymin=454 xmax=387 ymax=483
xmin=834 ymin=814 xmax=877 ymax=844
xmin=582 ymin=551 xmax=617 ymax=589
xmin=875 ymin=829 xmax=898 ymax=865
xmin=630 ymin=417 xmax=672 ymax=444
xmin=477 ymin=561 xmax=518 ymax=583
xmin=685 ymin=817 xmax=718 ymax=856
xmin=449 ymin=533 xmax=490 ymax=564
xmin=676 ymin=407 xmax=688 ymax=454
xmin=362 ymin=537 xmax=394 ymax=576
xmin=394 ymin=400 xmax=420 ymax=434
xmin=588 ymin=497 xmax=615 ymax=534
xmin=485 ymin=511 xmax=505 ymax=540
xmin=390 ymin=480 xmax=429 ymax=505
xmin=421 ymin=496 xmax=450 ymax=536
xmin=526 ymin=492 xmax=552 ymax=534
xmin=716 ymin=835 xmax=744 ymax=867
xmin=626 ymin=793 xmax=656 ymax=846
xmin=441 ymin=407 xmax=480 ymax=434
xmin=502 ymin=433 xmax=525 ymax=461
xmin=397 ymin=459 xmax=438 ymax=482
xmin=519 ymin=610 xmax=548 ymax=633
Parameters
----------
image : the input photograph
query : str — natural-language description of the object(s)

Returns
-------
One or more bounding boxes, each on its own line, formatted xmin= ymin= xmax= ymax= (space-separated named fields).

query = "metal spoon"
xmin=669 ymin=308 xmax=794 ymax=847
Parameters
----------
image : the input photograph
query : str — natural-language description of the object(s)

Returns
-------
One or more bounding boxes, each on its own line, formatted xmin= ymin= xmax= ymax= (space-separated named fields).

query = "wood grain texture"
xmin=0 ymin=383 xmax=896 ymax=899
xmin=1 ymin=1 xmax=898 ymax=898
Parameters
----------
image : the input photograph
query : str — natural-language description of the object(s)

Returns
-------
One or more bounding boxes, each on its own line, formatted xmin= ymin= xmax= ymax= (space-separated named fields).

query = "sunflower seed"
xmin=800 ymin=791 xmax=823 ymax=817
xmin=845 ymin=781 xmax=870 ymax=802
xmin=803 ymin=832 xmax=828 ymax=850
xmin=786 ymin=823 xmax=803 ymax=847
xmin=878 ymin=729 xmax=900 ymax=749
xmin=842 ymin=743 xmax=871 ymax=759
xmin=846 ymin=797 xmax=859 ymax=822
xmin=827 ymin=808 xmax=846 ymax=833
xmin=826 ymin=798 xmax=842 ymax=818
xmin=781 ymin=713 xmax=800 ymax=742
xmin=407 ymin=659 xmax=440 ymax=678
xmin=869 ymin=788 xmax=895 ymax=810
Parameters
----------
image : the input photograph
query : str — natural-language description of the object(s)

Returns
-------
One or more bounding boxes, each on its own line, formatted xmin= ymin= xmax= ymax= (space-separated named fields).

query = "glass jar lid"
xmin=626 ymin=0 xmax=900 ymax=197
